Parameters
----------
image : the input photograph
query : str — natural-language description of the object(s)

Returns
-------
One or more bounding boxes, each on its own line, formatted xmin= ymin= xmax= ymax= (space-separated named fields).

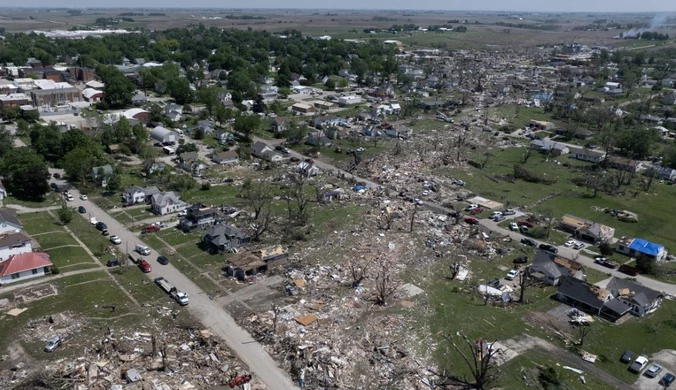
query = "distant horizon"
xmin=0 ymin=2 xmax=674 ymax=13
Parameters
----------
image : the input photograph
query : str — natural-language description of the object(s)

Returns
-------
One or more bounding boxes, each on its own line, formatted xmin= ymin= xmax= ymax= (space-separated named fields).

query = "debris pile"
xmin=2 ymin=318 xmax=266 ymax=390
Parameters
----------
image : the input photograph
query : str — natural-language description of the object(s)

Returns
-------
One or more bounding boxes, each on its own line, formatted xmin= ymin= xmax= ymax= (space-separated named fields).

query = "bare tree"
xmin=241 ymin=179 xmax=273 ymax=220
xmin=439 ymin=333 xmax=502 ymax=390
xmin=410 ymin=205 xmax=418 ymax=233
xmin=382 ymin=208 xmax=395 ymax=231
xmin=271 ymin=302 xmax=282 ymax=335
xmin=284 ymin=174 xmax=312 ymax=225
xmin=250 ymin=204 xmax=275 ymax=241
xmin=518 ymin=266 xmax=532 ymax=303
xmin=374 ymin=257 xmax=403 ymax=305
xmin=480 ymin=151 xmax=493 ymax=170
xmin=643 ymin=168 xmax=657 ymax=191
xmin=349 ymin=258 xmax=369 ymax=288
xmin=522 ymin=147 xmax=532 ymax=164
xmin=575 ymin=324 xmax=592 ymax=346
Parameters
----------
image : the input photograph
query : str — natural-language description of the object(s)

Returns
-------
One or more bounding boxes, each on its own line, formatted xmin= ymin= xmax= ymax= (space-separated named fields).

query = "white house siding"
xmin=0 ymin=242 xmax=32 ymax=262
xmin=0 ymin=267 xmax=48 ymax=285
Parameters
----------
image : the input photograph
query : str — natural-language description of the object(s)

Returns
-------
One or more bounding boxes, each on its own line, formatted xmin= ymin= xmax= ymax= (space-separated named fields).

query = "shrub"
xmin=513 ymin=164 xmax=556 ymax=184
xmin=528 ymin=226 xmax=548 ymax=239
xmin=51 ymin=266 xmax=60 ymax=275
xmin=201 ymin=182 xmax=211 ymax=191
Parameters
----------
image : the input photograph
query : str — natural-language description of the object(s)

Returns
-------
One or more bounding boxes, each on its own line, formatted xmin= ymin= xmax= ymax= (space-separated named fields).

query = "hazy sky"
xmin=7 ymin=1 xmax=676 ymax=12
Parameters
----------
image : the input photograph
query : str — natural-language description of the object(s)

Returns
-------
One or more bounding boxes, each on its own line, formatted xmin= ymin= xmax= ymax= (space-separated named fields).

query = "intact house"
xmin=530 ymin=140 xmax=570 ymax=155
xmin=0 ymin=231 xmax=32 ymax=261
xmin=271 ymin=117 xmax=290 ymax=134
xmin=224 ymin=245 xmax=288 ymax=281
xmin=306 ymin=130 xmax=332 ymax=147
xmin=177 ymin=152 xmax=204 ymax=175
xmin=557 ymin=276 xmax=662 ymax=321
xmin=529 ymin=251 xmax=585 ymax=286
xmin=0 ymin=181 xmax=7 ymax=206
xmin=121 ymin=186 xmax=160 ymax=206
xmin=558 ymin=214 xmax=615 ymax=244
xmin=663 ymin=92 xmax=676 ymax=106
xmin=196 ymin=120 xmax=216 ymax=135
xmin=91 ymin=165 xmax=114 ymax=187
xmin=151 ymin=191 xmax=187 ymax=215
xmin=569 ymin=147 xmax=605 ymax=164
xmin=164 ymin=103 xmax=183 ymax=121
xmin=0 ymin=252 xmax=52 ymax=285
xmin=616 ymin=236 xmax=667 ymax=262
xmin=252 ymin=141 xmax=283 ymax=162
xmin=607 ymin=156 xmax=643 ymax=172
xmin=296 ymin=159 xmax=320 ymax=177
xmin=201 ymin=224 xmax=251 ymax=253
xmin=179 ymin=203 xmax=218 ymax=232
xmin=212 ymin=150 xmax=239 ymax=165
xmin=644 ymin=166 xmax=676 ymax=182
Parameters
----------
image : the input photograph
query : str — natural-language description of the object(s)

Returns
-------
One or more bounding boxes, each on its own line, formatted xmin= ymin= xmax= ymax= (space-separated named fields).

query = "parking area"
xmin=634 ymin=350 xmax=676 ymax=390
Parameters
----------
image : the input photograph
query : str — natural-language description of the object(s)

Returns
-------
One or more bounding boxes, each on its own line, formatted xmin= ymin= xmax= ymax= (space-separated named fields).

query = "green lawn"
xmin=42 ymin=245 xmax=94 ymax=268
xmin=19 ymin=213 xmax=62 ymax=234
xmin=406 ymin=119 xmax=449 ymax=133
xmin=490 ymin=105 xmax=558 ymax=130
xmin=33 ymin=231 xmax=78 ymax=250
xmin=110 ymin=267 xmax=169 ymax=305
xmin=4 ymin=193 xmax=60 ymax=209
xmin=69 ymin=214 xmax=114 ymax=258
xmin=181 ymin=184 xmax=240 ymax=205
xmin=0 ymin=272 xmax=138 ymax=355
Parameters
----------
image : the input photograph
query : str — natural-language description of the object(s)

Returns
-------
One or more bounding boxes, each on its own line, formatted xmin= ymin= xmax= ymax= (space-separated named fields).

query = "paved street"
xmin=47 ymin=174 xmax=299 ymax=390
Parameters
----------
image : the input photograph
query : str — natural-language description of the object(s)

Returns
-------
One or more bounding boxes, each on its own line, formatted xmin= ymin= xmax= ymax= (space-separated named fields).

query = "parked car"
xmin=138 ymin=260 xmax=152 ymax=273
xmin=50 ymin=182 xmax=58 ymax=190
xmin=494 ymin=215 xmax=506 ymax=222
xmin=101 ymin=229 xmax=109 ymax=236
xmin=594 ymin=257 xmax=618 ymax=269
xmin=488 ymin=278 xmax=500 ymax=288
xmin=646 ymin=363 xmax=663 ymax=378
xmin=539 ymin=244 xmax=558 ymax=254
xmin=504 ymin=209 xmax=516 ymax=215
xmin=505 ymin=269 xmax=520 ymax=281
xmin=573 ymin=242 xmax=585 ymax=250
xmin=521 ymin=238 xmax=537 ymax=247
xmin=452 ymin=179 xmax=466 ymax=186
xmin=44 ymin=336 xmax=62 ymax=352
xmin=490 ymin=211 xmax=503 ymax=219
xmin=466 ymin=203 xmax=479 ymax=211
xmin=106 ymin=259 xmax=121 ymax=267
xmin=109 ymin=235 xmax=121 ymax=245
xmin=464 ymin=217 xmax=479 ymax=225
xmin=65 ymin=193 xmax=74 ymax=202
xmin=519 ymin=226 xmax=529 ymax=234
xmin=95 ymin=222 xmax=107 ymax=231
xmin=620 ymin=350 xmax=635 ymax=364
xmin=629 ymin=356 xmax=649 ymax=373
xmin=90 ymin=217 xmax=97 ymax=225
xmin=142 ymin=225 xmax=161 ymax=234
xmin=517 ymin=220 xmax=534 ymax=228
xmin=513 ymin=256 xmax=528 ymax=264
xmin=157 ymin=256 xmax=169 ymax=265
xmin=78 ymin=206 xmax=86 ymax=214
xmin=79 ymin=194 xmax=88 ymax=200
xmin=52 ymin=172 xmax=61 ymax=179
xmin=470 ymin=207 xmax=484 ymax=215
xmin=660 ymin=373 xmax=675 ymax=387
xmin=135 ymin=244 xmax=151 ymax=256
xmin=509 ymin=222 xmax=519 ymax=231
xmin=564 ymin=240 xmax=576 ymax=248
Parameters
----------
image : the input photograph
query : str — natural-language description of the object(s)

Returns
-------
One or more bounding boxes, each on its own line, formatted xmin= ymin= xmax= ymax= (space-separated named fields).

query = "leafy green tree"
xmin=616 ymin=127 xmax=658 ymax=160
xmin=324 ymin=78 xmax=336 ymax=91
xmin=168 ymin=77 xmax=194 ymax=105
xmin=193 ymin=127 xmax=205 ymax=140
xmin=234 ymin=115 xmax=261 ymax=141
xmin=106 ymin=173 xmax=122 ymax=192
xmin=197 ymin=87 xmax=221 ymax=115
xmin=22 ymin=109 xmax=40 ymax=122
xmin=115 ymin=116 xmax=132 ymax=142
xmin=252 ymin=95 xmax=266 ymax=113
xmin=0 ymin=125 xmax=13 ymax=158
xmin=276 ymin=62 xmax=292 ymax=88
xmin=97 ymin=65 xmax=135 ymax=108
xmin=0 ymin=148 xmax=50 ymax=201
xmin=63 ymin=146 xmax=97 ymax=182
xmin=30 ymin=124 xmax=62 ymax=163
xmin=57 ymin=201 xmax=74 ymax=225
xmin=1 ymin=107 xmax=19 ymax=122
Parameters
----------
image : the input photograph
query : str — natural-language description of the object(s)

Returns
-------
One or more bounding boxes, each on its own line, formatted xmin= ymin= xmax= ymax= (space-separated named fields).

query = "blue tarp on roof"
xmin=628 ymin=238 xmax=663 ymax=256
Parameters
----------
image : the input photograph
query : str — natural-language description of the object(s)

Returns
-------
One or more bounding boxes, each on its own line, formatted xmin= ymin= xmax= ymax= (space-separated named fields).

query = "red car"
xmin=142 ymin=225 xmax=161 ymax=234
xmin=138 ymin=260 xmax=152 ymax=273
xmin=464 ymin=217 xmax=479 ymax=225
xmin=470 ymin=207 xmax=484 ymax=215
xmin=517 ymin=220 xmax=534 ymax=228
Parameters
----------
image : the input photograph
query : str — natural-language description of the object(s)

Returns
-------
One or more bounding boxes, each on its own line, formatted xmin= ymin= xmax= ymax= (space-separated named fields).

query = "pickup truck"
xmin=154 ymin=277 xmax=189 ymax=305
xmin=142 ymin=225 xmax=161 ymax=234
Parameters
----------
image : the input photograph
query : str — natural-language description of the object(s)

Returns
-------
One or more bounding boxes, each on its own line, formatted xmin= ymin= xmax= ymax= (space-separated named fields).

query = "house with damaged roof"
xmin=201 ymin=224 xmax=251 ymax=253
xmin=529 ymin=251 xmax=585 ymax=286
xmin=557 ymin=276 xmax=662 ymax=320
xmin=224 ymin=245 xmax=288 ymax=281
xmin=558 ymin=214 xmax=615 ymax=244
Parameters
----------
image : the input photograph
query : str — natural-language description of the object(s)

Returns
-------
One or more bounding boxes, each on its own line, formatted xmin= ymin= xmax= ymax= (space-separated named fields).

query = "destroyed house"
xmin=529 ymin=251 xmax=584 ymax=286
xmin=202 ymin=224 xmax=250 ymax=253
xmin=558 ymin=214 xmax=614 ymax=244
xmin=224 ymin=245 xmax=288 ymax=280
xmin=178 ymin=203 xmax=217 ymax=232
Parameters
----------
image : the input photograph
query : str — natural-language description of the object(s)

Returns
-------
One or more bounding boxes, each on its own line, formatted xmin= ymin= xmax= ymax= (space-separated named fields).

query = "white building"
xmin=0 ymin=232 xmax=32 ymax=262
xmin=0 ymin=252 xmax=52 ymax=285
xmin=0 ymin=209 xmax=22 ymax=234
xmin=337 ymin=95 xmax=362 ymax=106
xmin=151 ymin=192 xmax=187 ymax=215
xmin=150 ymin=126 xmax=178 ymax=144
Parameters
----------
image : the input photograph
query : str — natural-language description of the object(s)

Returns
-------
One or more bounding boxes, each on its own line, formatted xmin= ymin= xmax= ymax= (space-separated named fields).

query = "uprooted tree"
xmin=349 ymin=257 xmax=370 ymax=288
xmin=438 ymin=333 xmax=502 ymax=390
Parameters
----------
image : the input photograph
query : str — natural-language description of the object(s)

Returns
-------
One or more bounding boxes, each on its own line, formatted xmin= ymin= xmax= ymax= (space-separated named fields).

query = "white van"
xmin=135 ymin=244 xmax=151 ymax=256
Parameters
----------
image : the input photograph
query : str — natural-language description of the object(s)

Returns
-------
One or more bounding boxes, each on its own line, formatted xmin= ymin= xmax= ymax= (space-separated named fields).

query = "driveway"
xmin=50 ymin=173 xmax=299 ymax=390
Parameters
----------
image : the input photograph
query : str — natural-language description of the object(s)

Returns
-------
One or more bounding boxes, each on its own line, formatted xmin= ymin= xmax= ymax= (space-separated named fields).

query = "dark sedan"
xmin=157 ymin=256 xmax=169 ymax=265
xmin=513 ymin=256 xmax=528 ymax=264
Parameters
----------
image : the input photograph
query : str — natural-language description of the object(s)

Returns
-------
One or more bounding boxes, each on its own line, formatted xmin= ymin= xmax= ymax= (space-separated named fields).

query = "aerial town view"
xmin=1 ymin=1 xmax=676 ymax=389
